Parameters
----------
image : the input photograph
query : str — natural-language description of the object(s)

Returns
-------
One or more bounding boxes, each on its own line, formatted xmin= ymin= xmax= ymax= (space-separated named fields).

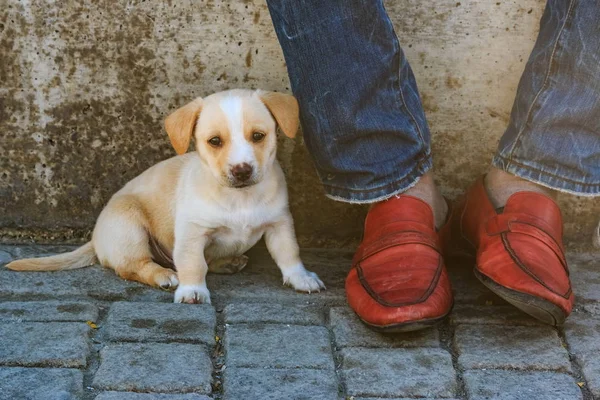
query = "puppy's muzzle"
xmin=230 ymin=163 xmax=254 ymax=187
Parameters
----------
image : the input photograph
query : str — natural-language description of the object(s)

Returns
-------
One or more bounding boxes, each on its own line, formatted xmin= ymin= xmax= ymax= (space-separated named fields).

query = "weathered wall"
xmin=1 ymin=0 xmax=598 ymax=249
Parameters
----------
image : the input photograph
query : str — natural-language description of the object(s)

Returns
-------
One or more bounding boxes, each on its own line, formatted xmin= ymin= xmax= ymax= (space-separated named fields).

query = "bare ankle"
xmin=404 ymin=172 xmax=448 ymax=228
xmin=485 ymin=167 xmax=555 ymax=208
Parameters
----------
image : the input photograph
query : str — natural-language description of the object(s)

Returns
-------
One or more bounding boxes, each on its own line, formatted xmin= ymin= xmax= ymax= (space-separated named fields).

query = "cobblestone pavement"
xmin=0 ymin=244 xmax=598 ymax=400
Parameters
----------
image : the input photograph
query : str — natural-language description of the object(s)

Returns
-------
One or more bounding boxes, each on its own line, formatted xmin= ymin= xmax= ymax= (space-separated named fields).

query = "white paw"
xmin=282 ymin=264 xmax=326 ymax=293
xmin=174 ymin=284 xmax=211 ymax=304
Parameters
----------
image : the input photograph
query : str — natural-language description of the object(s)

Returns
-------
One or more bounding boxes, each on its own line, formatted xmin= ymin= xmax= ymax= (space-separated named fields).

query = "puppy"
xmin=7 ymin=89 xmax=325 ymax=304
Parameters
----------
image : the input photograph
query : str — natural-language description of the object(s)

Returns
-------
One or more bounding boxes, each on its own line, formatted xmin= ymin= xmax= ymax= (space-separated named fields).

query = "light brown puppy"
xmin=7 ymin=89 xmax=325 ymax=304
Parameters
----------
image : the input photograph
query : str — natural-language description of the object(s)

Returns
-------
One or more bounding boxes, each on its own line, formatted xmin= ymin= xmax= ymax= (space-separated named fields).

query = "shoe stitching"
xmin=355 ymin=253 xmax=443 ymax=308
xmin=507 ymin=219 xmax=569 ymax=276
xmin=500 ymin=232 xmax=572 ymax=299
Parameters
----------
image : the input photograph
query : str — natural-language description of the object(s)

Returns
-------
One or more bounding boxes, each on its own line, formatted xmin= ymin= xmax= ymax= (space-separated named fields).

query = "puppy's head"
xmin=165 ymin=89 xmax=298 ymax=188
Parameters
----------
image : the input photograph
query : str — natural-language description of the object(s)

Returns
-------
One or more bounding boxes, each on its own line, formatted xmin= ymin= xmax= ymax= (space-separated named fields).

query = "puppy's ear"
xmin=257 ymin=90 xmax=299 ymax=138
xmin=164 ymin=97 xmax=203 ymax=155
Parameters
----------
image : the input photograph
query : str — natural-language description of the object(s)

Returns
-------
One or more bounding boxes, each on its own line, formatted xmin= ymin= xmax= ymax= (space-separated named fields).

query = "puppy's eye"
xmin=252 ymin=131 xmax=266 ymax=143
xmin=208 ymin=137 xmax=222 ymax=147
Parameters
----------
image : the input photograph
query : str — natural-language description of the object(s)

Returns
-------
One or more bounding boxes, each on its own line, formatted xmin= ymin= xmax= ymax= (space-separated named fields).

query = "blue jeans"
xmin=266 ymin=0 xmax=600 ymax=201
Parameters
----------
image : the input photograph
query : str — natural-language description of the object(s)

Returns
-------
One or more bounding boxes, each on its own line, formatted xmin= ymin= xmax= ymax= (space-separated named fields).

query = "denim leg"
xmin=493 ymin=0 xmax=600 ymax=196
xmin=265 ymin=0 xmax=431 ymax=203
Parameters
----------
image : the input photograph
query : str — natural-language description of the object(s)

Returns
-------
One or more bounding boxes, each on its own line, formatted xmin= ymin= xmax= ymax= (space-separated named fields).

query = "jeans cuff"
xmin=322 ymin=155 xmax=433 ymax=204
xmin=492 ymin=154 xmax=600 ymax=196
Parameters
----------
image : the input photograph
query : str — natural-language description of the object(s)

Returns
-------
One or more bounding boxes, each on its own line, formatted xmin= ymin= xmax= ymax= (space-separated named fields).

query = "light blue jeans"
xmin=266 ymin=0 xmax=600 ymax=201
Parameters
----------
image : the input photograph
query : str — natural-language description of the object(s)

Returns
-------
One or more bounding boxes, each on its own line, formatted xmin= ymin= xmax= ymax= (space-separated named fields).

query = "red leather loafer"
xmin=345 ymin=195 xmax=453 ymax=332
xmin=452 ymin=177 xmax=574 ymax=325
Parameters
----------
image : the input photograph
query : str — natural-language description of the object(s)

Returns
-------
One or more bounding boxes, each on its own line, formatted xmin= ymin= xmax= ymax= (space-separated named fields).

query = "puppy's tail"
xmin=6 ymin=242 xmax=97 ymax=271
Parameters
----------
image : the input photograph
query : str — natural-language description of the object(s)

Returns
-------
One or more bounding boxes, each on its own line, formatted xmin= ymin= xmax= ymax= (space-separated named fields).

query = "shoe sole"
xmin=474 ymin=268 xmax=567 ymax=326
xmin=355 ymin=303 xmax=453 ymax=333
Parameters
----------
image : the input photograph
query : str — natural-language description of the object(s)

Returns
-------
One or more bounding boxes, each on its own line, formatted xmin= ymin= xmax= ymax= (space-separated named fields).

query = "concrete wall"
xmin=1 ymin=0 xmax=598 ymax=249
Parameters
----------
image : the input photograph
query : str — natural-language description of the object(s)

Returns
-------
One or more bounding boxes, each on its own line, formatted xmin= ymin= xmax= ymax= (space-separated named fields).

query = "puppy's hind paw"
xmin=156 ymin=271 xmax=179 ymax=291
xmin=174 ymin=284 xmax=211 ymax=304
xmin=208 ymin=255 xmax=249 ymax=275
xmin=283 ymin=266 xmax=326 ymax=293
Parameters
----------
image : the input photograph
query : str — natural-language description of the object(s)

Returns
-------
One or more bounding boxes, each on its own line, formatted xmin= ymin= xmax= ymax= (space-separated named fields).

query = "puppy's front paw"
xmin=283 ymin=264 xmax=326 ymax=293
xmin=174 ymin=284 xmax=211 ymax=304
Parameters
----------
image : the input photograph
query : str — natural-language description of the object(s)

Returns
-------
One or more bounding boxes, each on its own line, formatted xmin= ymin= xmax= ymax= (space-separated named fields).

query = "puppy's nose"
xmin=231 ymin=163 xmax=253 ymax=182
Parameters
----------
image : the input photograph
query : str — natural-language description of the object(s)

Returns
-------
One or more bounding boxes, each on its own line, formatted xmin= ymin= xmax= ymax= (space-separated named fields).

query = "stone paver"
xmin=0 ymin=245 xmax=596 ymax=399
xmin=0 ymin=322 xmax=90 ymax=367
xmin=95 ymin=393 xmax=211 ymax=400
xmin=0 ymin=246 xmax=344 ymax=304
xmin=93 ymin=343 xmax=212 ymax=393
xmin=582 ymin=302 xmax=600 ymax=315
xmin=0 ymin=367 xmax=83 ymax=400
xmin=565 ymin=312 xmax=600 ymax=397
xmin=225 ymin=324 xmax=334 ymax=369
xmin=446 ymin=261 xmax=506 ymax=305
xmin=340 ymin=348 xmax=457 ymax=398
xmin=0 ymin=301 xmax=98 ymax=322
xmin=450 ymin=304 xmax=542 ymax=326
xmin=224 ymin=302 xmax=325 ymax=325
xmin=569 ymin=253 xmax=600 ymax=303
xmin=298 ymin=248 xmax=354 ymax=268
xmin=105 ymin=302 xmax=216 ymax=344
xmin=208 ymin=247 xmax=346 ymax=304
xmin=454 ymin=324 xmax=571 ymax=372
xmin=0 ymin=244 xmax=79 ymax=263
xmin=0 ymin=266 xmax=171 ymax=302
xmin=0 ymin=250 xmax=12 ymax=265
xmin=223 ymin=367 xmax=338 ymax=400
xmin=463 ymin=370 xmax=583 ymax=400
xmin=330 ymin=307 xmax=439 ymax=348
